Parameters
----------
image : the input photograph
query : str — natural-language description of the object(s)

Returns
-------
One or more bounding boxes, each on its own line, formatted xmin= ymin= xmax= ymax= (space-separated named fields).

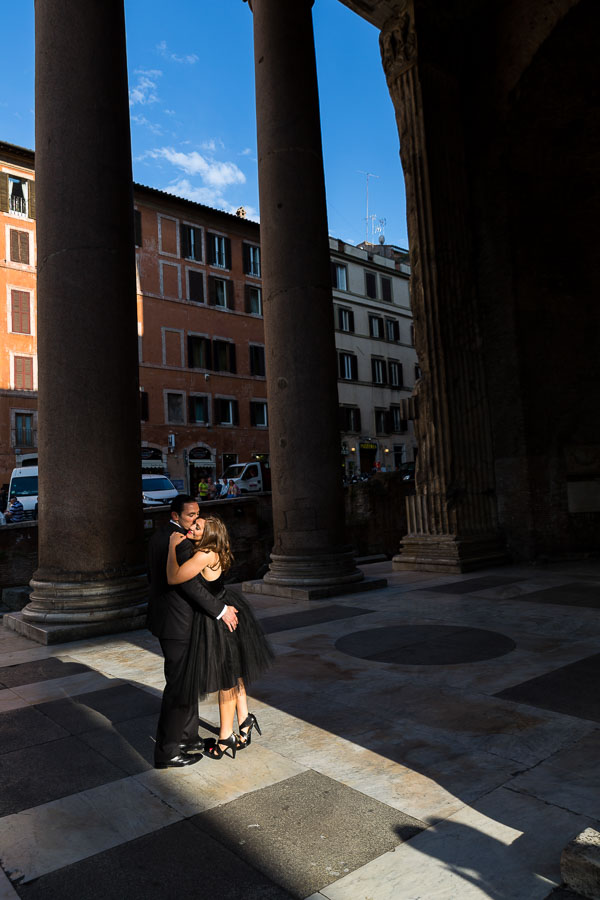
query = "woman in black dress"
xmin=167 ymin=515 xmax=273 ymax=759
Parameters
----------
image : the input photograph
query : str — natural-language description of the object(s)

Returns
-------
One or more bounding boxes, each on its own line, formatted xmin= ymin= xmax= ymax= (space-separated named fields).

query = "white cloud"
xmin=131 ymin=113 xmax=163 ymax=135
xmin=164 ymin=178 xmax=259 ymax=221
xmin=129 ymin=70 xmax=162 ymax=106
xmin=142 ymin=147 xmax=246 ymax=189
xmin=240 ymin=148 xmax=252 ymax=156
xmin=156 ymin=40 xmax=198 ymax=65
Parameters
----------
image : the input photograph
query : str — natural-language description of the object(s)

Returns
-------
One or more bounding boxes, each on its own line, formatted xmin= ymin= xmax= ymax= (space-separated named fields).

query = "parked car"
xmin=221 ymin=461 xmax=271 ymax=494
xmin=142 ymin=474 xmax=179 ymax=506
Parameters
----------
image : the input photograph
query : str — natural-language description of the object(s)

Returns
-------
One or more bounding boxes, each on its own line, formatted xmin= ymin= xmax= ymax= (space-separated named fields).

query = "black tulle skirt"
xmin=178 ymin=587 xmax=274 ymax=705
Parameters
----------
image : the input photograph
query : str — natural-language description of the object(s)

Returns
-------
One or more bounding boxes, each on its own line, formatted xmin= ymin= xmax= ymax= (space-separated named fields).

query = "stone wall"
xmin=0 ymin=482 xmax=412 ymax=594
xmin=344 ymin=472 xmax=412 ymax=558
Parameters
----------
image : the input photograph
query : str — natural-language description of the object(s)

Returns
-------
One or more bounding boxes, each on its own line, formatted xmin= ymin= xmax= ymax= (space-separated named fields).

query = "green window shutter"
xmin=188 ymin=271 xmax=203 ymax=302
xmin=206 ymin=232 xmax=215 ymax=265
xmin=229 ymin=343 xmax=237 ymax=374
xmin=242 ymin=243 xmax=250 ymax=274
xmin=28 ymin=180 xmax=36 ymax=219
xmin=180 ymin=224 xmax=189 ymax=258
xmin=232 ymin=400 xmax=239 ymax=426
xmin=208 ymin=276 xmax=217 ymax=305
xmin=0 ymin=173 xmax=8 ymax=212
xmin=224 ymin=237 xmax=232 ymax=270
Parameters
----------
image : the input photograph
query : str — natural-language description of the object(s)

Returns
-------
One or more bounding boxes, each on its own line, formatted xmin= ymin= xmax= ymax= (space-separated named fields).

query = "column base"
xmin=3 ymin=610 xmax=147 ymax=645
xmin=21 ymin=572 xmax=148 ymax=627
xmin=263 ymin=549 xmax=365 ymax=587
xmin=242 ymin=548 xmax=387 ymax=599
xmin=393 ymin=533 xmax=506 ymax=574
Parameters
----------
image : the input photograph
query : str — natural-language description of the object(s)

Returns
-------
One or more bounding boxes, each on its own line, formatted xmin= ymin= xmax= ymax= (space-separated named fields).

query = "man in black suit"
xmin=148 ymin=494 xmax=238 ymax=768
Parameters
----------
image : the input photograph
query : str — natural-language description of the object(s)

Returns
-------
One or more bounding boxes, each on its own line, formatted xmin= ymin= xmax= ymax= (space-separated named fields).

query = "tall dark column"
xmin=380 ymin=0 xmax=505 ymax=572
xmin=246 ymin=0 xmax=365 ymax=591
xmin=15 ymin=0 xmax=146 ymax=638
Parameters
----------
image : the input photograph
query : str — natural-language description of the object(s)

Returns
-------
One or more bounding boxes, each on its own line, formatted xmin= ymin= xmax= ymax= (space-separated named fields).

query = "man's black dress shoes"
xmin=179 ymin=738 xmax=204 ymax=754
xmin=154 ymin=752 xmax=200 ymax=769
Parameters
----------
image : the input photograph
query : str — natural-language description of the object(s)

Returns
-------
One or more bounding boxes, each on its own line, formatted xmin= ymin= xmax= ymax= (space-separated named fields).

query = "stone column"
xmin=245 ymin=0 xmax=366 ymax=592
xmin=380 ymin=1 xmax=505 ymax=572
xmin=16 ymin=0 xmax=147 ymax=638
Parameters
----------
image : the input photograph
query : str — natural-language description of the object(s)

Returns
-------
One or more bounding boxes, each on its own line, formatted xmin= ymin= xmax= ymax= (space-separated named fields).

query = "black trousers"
xmin=155 ymin=638 xmax=199 ymax=763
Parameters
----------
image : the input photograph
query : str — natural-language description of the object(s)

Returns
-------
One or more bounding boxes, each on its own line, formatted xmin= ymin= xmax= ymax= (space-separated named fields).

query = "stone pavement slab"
xmin=496 ymin=652 xmax=600 ymax=722
xmin=14 ymin=819 xmax=293 ymax=900
xmin=2 ymin=560 xmax=600 ymax=899
xmin=192 ymin=769 xmax=424 ymax=899
xmin=0 ymin=656 xmax=92 ymax=688
xmin=319 ymin=787 xmax=590 ymax=900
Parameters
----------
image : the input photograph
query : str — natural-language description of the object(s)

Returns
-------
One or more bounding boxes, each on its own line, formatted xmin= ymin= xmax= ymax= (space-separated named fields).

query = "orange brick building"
xmin=0 ymin=142 xmax=269 ymax=494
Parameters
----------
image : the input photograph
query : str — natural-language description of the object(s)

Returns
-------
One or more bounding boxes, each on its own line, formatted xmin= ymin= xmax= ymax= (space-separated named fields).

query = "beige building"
xmin=331 ymin=237 xmax=418 ymax=477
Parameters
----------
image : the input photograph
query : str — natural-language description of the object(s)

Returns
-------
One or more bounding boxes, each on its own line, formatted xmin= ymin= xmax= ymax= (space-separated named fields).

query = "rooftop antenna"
xmin=358 ymin=171 xmax=379 ymax=243
xmin=375 ymin=217 xmax=386 ymax=245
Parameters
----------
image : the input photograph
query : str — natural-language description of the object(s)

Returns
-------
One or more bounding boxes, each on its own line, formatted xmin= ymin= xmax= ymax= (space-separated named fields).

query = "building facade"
xmin=0 ymin=142 xmax=418 ymax=495
xmin=331 ymin=237 xmax=418 ymax=477
xmin=0 ymin=142 xmax=38 ymax=488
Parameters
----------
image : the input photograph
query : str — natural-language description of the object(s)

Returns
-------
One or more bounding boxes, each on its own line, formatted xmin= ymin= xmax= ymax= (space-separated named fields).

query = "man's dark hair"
xmin=170 ymin=493 xmax=196 ymax=516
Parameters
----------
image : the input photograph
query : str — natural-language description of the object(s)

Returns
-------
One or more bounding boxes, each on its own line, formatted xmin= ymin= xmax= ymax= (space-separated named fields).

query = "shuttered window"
xmin=208 ymin=276 xmax=232 ymax=309
xmin=338 ymin=353 xmax=358 ymax=381
xmin=189 ymin=396 xmax=209 ymax=424
xmin=214 ymin=398 xmax=239 ymax=426
xmin=365 ymin=271 xmax=377 ymax=299
xmin=381 ymin=276 xmax=392 ymax=303
xmin=338 ymin=307 xmax=354 ymax=332
xmin=206 ymin=233 xmax=231 ymax=269
xmin=188 ymin=270 xmax=204 ymax=303
xmin=212 ymin=340 xmax=236 ymax=373
xmin=10 ymin=229 xmax=30 ymax=264
xmin=11 ymin=291 xmax=31 ymax=334
xmin=371 ymin=358 xmax=387 ymax=385
xmin=245 ymin=285 xmax=262 ymax=315
xmin=180 ymin=224 xmax=202 ymax=261
xmin=250 ymin=400 xmax=268 ymax=427
xmin=14 ymin=356 xmax=33 ymax=390
xmin=188 ymin=336 xmax=211 ymax=370
xmin=243 ymin=243 xmax=261 ymax=276
xmin=249 ymin=345 xmax=265 ymax=377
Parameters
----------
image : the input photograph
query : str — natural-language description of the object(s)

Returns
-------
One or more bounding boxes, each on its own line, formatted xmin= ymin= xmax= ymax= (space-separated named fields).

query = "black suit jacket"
xmin=147 ymin=522 xmax=226 ymax=640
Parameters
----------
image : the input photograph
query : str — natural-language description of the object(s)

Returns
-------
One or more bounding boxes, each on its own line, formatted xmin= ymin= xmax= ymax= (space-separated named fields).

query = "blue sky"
xmin=0 ymin=0 xmax=408 ymax=248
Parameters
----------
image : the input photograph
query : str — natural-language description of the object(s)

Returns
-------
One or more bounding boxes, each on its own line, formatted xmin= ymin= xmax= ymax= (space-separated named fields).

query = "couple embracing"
xmin=147 ymin=494 xmax=273 ymax=769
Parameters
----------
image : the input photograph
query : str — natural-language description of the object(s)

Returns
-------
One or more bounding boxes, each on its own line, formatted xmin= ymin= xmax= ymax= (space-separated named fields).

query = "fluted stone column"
xmin=380 ymin=1 xmax=505 ymax=572
xmin=244 ymin=0 xmax=368 ymax=594
xmin=11 ymin=0 xmax=147 ymax=639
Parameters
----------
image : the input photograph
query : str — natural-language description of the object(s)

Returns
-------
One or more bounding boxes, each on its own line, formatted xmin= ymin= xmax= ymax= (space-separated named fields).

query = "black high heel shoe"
xmin=204 ymin=733 xmax=237 ymax=760
xmin=236 ymin=713 xmax=262 ymax=750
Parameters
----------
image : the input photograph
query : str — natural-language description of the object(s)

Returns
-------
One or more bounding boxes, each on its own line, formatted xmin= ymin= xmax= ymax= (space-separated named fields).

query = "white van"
xmin=8 ymin=466 xmax=39 ymax=514
xmin=142 ymin=473 xmax=179 ymax=506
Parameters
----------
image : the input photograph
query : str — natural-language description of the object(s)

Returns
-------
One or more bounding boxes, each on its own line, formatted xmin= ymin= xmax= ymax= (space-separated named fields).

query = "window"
xmin=365 ymin=271 xmax=377 ymax=299
xmin=208 ymin=276 xmax=232 ymax=309
xmin=14 ymin=356 xmax=34 ymax=391
xmin=375 ymin=409 xmax=388 ymax=434
xmin=187 ymin=270 xmax=204 ymax=303
xmin=337 ymin=307 xmax=354 ymax=332
xmin=369 ymin=315 xmax=384 ymax=339
xmin=189 ymin=395 xmax=209 ymax=424
xmin=331 ymin=262 xmax=347 ymax=291
xmin=188 ymin=335 xmax=211 ymax=369
xmin=380 ymin=276 xmax=392 ymax=303
xmin=245 ymin=285 xmax=262 ymax=315
xmin=250 ymin=400 xmax=268 ymax=427
xmin=181 ymin=224 xmax=202 ymax=261
xmin=9 ymin=177 xmax=29 ymax=216
xmin=15 ymin=413 xmax=34 ymax=447
xmin=10 ymin=229 xmax=30 ymax=264
xmin=140 ymin=391 xmax=149 ymax=421
xmin=11 ymin=290 xmax=31 ymax=334
xmin=338 ymin=352 xmax=358 ymax=381
xmin=212 ymin=340 xmax=236 ymax=373
xmin=166 ymin=392 xmax=185 ymax=424
xmin=390 ymin=406 xmax=407 ymax=433
xmin=249 ymin=344 xmax=266 ymax=377
xmin=339 ymin=406 xmax=361 ymax=432
xmin=134 ymin=209 xmax=142 ymax=247
xmin=371 ymin=358 xmax=387 ymax=385
xmin=385 ymin=318 xmax=400 ymax=342
xmin=414 ymin=364 xmax=422 ymax=382
xmin=214 ymin=398 xmax=239 ymax=426
xmin=206 ymin=232 xmax=231 ymax=269
xmin=388 ymin=361 xmax=403 ymax=387
xmin=243 ymin=243 xmax=261 ymax=277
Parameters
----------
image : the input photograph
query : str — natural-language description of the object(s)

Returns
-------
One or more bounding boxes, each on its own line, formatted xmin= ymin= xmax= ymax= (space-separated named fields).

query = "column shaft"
xmin=24 ymin=0 xmax=147 ymax=625
xmin=380 ymin=1 xmax=505 ymax=572
xmin=250 ymin=0 xmax=362 ymax=586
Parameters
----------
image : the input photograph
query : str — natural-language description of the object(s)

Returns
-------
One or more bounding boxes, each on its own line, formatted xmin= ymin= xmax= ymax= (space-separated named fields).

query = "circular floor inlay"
xmin=335 ymin=625 xmax=516 ymax=666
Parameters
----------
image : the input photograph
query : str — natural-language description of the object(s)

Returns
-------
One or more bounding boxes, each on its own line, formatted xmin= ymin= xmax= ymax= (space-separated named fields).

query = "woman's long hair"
xmin=195 ymin=515 xmax=234 ymax=573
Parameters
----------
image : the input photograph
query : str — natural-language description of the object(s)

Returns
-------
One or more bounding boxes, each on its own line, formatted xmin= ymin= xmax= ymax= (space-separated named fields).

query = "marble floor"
xmin=1 ymin=560 xmax=600 ymax=899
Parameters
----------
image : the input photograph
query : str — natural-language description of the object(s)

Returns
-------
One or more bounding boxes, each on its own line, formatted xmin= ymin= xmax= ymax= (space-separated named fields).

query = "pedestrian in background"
xmin=5 ymin=495 xmax=24 ymax=523
xmin=197 ymin=477 xmax=208 ymax=502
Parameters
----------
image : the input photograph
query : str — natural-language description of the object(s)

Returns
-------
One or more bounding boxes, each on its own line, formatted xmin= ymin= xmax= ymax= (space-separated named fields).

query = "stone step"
xmin=561 ymin=828 xmax=600 ymax=899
